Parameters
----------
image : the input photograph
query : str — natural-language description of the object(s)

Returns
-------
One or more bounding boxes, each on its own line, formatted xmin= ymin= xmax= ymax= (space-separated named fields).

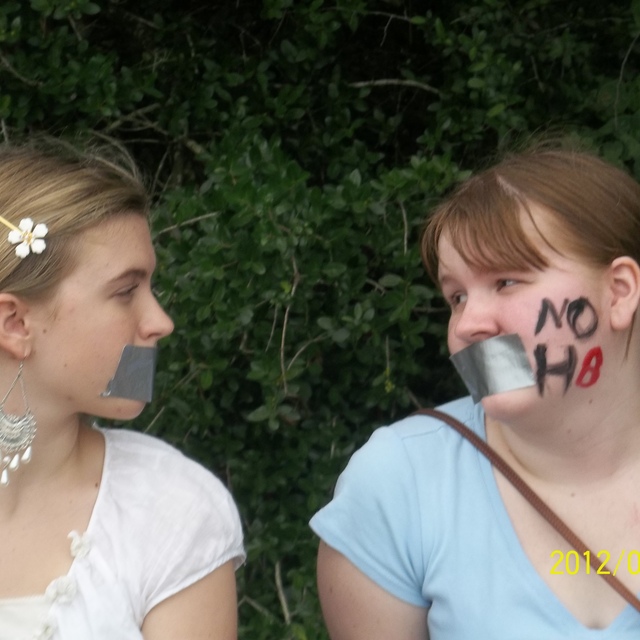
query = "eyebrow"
xmin=107 ymin=268 xmax=150 ymax=284
xmin=437 ymin=271 xmax=454 ymax=288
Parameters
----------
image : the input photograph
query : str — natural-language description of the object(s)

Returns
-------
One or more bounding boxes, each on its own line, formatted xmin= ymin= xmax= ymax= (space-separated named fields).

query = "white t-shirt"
xmin=0 ymin=427 xmax=245 ymax=640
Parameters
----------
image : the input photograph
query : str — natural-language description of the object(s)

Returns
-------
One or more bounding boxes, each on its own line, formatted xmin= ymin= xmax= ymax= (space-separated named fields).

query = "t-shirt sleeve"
xmin=140 ymin=460 xmax=245 ymax=614
xmin=309 ymin=426 xmax=428 ymax=607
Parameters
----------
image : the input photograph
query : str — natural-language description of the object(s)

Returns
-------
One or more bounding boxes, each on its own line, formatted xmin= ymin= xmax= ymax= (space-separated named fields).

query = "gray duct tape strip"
xmin=101 ymin=345 xmax=157 ymax=403
xmin=449 ymin=334 xmax=535 ymax=403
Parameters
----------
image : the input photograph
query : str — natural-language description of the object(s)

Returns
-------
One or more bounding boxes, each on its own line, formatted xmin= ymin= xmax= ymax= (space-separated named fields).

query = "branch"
xmin=104 ymin=104 xmax=162 ymax=132
xmin=350 ymin=78 xmax=440 ymax=96
xmin=615 ymin=31 xmax=640 ymax=130
xmin=275 ymin=561 xmax=291 ymax=625
xmin=266 ymin=305 xmax=279 ymax=352
xmin=287 ymin=336 xmax=326 ymax=372
xmin=67 ymin=15 xmax=83 ymax=42
xmin=105 ymin=111 xmax=208 ymax=157
xmin=364 ymin=11 xmax=414 ymax=24
xmin=407 ymin=389 xmax=423 ymax=410
xmin=143 ymin=406 xmax=165 ymax=433
xmin=399 ymin=200 xmax=408 ymax=255
xmin=118 ymin=8 xmax=162 ymax=30
xmin=0 ymin=54 xmax=43 ymax=87
xmin=155 ymin=212 xmax=220 ymax=236
xmin=280 ymin=256 xmax=301 ymax=397
xmin=365 ymin=278 xmax=386 ymax=294
xmin=238 ymin=595 xmax=278 ymax=620
xmin=151 ymin=145 xmax=171 ymax=197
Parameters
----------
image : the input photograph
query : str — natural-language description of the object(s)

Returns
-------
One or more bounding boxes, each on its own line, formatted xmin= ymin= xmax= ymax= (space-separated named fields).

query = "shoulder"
xmin=322 ymin=395 xmax=481 ymax=484
xmin=349 ymin=396 xmax=481 ymax=472
xmin=387 ymin=396 xmax=480 ymax=440
xmin=356 ymin=396 xmax=484 ymax=508
xmin=97 ymin=427 xmax=244 ymax=561
xmin=101 ymin=426 xmax=214 ymax=477
xmin=101 ymin=428 xmax=229 ymax=502
xmin=310 ymin=396 xmax=483 ymax=606
xmin=93 ymin=427 xmax=245 ymax=615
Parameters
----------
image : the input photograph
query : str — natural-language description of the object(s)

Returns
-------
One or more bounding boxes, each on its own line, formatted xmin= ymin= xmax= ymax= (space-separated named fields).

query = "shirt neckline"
xmin=0 ymin=426 xmax=109 ymax=601
xmin=475 ymin=402 xmax=635 ymax=634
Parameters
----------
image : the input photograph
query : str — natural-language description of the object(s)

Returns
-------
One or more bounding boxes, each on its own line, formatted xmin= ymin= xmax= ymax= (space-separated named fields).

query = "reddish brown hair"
xmin=422 ymin=146 xmax=640 ymax=283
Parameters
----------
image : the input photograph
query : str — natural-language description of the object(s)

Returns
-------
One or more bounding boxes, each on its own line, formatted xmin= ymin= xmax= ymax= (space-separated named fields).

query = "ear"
xmin=0 ymin=293 xmax=32 ymax=359
xmin=608 ymin=256 xmax=640 ymax=331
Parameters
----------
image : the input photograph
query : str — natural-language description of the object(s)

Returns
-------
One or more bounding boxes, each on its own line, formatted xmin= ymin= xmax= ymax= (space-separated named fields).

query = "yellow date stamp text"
xmin=550 ymin=549 xmax=640 ymax=576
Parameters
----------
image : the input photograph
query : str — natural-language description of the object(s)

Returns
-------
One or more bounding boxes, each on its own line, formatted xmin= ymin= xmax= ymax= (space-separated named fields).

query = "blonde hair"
xmin=422 ymin=146 xmax=640 ymax=282
xmin=0 ymin=139 xmax=149 ymax=299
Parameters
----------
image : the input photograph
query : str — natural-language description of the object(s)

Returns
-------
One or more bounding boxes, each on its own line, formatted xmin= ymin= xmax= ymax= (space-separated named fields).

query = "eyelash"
xmin=117 ymin=284 xmax=139 ymax=298
xmin=446 ymin=279 xmax=518 ymax=307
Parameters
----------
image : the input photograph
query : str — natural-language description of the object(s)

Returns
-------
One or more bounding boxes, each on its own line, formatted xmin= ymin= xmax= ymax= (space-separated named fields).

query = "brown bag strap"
xmin=413 ymin=407 xmax=640 ymax=614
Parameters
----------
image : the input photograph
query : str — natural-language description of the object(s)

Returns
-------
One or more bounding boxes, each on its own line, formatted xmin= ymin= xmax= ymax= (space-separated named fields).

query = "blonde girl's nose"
xmin=142 ymin=295 xmax=174 ymax=341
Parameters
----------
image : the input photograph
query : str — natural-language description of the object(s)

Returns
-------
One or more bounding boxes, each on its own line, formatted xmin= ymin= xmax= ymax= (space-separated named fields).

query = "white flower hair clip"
xmin=0 ymin=216 xmax=48 ymax=258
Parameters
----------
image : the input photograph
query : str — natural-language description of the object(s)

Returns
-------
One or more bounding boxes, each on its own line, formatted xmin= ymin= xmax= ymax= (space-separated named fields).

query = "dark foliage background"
xmin=2 ymin=0 xmax=640 ymax=636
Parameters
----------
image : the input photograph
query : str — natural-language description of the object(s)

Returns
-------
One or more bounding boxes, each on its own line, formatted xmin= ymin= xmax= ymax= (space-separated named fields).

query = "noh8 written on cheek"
xmin=532 ymin=296 xmax=603 ymax=395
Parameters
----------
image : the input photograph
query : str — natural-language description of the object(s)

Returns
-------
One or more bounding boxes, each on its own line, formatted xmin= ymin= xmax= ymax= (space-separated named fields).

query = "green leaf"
xmin=199 ymin=369 xmax=213 ymax=390
xmin=379 ymin=274 xmax=403 ymax=288
xmin=317 ymin=317 xmax=334 ymax=331
xmin=467 ymin=77 xmax=485 ymax=89
xmin=331 ymin=328 xmax=350 ymax=343
xmin=487 ymin=103 xmax=506 ymax=117
xmin=246 ymin=405 xmax=271 ymax=422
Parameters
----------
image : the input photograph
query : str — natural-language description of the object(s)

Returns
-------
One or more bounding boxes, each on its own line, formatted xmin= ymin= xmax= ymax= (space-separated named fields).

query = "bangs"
xmin=422 ymin=172 xmax=551 ymax=283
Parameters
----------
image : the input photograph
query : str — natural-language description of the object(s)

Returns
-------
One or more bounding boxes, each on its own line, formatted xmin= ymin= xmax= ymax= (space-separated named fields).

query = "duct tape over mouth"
xmin=101 ymin=345 xmax=157 ymax=403
xmin=449 ymin=334 xmax=535 ymax=403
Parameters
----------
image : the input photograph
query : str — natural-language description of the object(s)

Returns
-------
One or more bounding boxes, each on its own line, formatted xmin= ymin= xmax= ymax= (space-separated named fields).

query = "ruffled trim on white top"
xmin=0 ymin=427 xmax=244 ymax=639
xmin=0 ymin=530 xmax=92 ymax=640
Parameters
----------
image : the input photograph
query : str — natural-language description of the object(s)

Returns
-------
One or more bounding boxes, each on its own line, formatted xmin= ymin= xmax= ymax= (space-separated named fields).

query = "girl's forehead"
xmin=64 ymin=216 xmax=155 ymax=281
xmin=436 ymin=201 xmax=565 ymax=275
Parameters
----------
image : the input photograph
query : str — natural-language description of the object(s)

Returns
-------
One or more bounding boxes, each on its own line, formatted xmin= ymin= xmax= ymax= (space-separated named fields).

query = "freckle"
xmin=570 ymin=492 xmax=576 ymax=498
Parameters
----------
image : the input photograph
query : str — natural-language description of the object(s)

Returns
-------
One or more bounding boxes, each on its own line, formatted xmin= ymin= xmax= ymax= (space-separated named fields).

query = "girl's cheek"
xmin=529 ymin=295 xmax=602 ymax=396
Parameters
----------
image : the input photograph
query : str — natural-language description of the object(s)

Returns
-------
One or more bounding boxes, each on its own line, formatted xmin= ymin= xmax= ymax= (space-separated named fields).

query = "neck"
xmin=487 ymin=393 xmax=640 ymax=487
xmin=0 ymin=415 xmax=99 ymax=511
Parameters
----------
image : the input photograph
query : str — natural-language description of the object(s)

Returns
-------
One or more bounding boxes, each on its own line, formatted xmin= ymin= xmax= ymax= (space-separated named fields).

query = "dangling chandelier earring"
xmin=0 ymin=361 xmax=36 ymax=485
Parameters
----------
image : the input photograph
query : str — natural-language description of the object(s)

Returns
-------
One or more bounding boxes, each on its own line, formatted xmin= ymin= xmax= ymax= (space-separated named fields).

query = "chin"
xmin=97 ymin=399 xmax=148 ymax=421
xmin=480 ymin=386 xmax=541 ymax=423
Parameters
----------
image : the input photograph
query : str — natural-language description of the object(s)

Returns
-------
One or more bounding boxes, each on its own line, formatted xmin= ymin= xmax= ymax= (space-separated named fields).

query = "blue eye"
xmin=497 ymin=279 xmax=517 ymax=290
xmin=449 ymin=292 xmax=468 ymax=307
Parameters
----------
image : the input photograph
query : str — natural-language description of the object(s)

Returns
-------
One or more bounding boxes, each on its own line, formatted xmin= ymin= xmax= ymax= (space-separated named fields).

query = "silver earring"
xmin=0 ymin=361 xmax=36 ymax=485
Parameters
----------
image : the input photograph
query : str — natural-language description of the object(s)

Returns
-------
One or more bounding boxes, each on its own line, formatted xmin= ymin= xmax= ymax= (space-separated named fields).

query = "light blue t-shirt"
xmin=310 ymin=396 xmax=640 ymax=639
